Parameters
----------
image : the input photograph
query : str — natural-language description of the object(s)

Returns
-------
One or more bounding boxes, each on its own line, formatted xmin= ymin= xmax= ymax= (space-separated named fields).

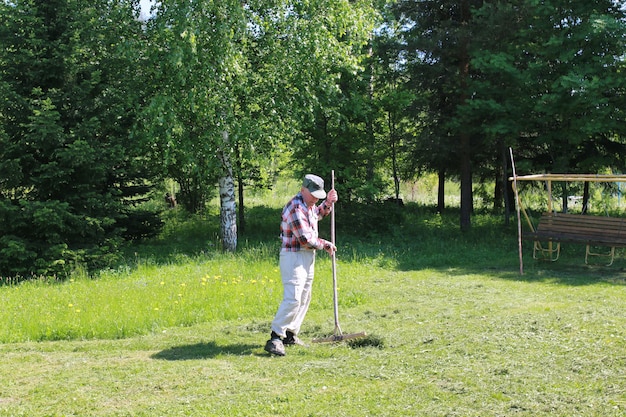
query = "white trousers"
xmin=271 ymin=250 xmax=316 ymax=338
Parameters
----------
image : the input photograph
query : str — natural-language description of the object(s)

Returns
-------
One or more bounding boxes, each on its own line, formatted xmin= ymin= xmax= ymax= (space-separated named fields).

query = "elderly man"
xmin=264 ymin=174 xmax=338 ymax=356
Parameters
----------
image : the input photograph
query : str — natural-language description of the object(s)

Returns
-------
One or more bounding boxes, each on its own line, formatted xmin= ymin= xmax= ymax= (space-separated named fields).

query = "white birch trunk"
xmin=218 ymin=130 xmax=237 ymax=252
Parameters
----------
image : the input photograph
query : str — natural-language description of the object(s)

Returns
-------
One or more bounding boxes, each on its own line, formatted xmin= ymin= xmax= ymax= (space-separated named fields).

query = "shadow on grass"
xmin=151 ymin=342 xmax=259 ymax=360
xmin=449 ymin=262 xmax=626 ymax=285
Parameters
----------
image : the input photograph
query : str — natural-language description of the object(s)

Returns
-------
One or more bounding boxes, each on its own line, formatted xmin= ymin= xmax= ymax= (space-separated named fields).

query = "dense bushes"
xmin=336 ymin=200 xmax=406 ymax=239
xmin=0 ymin=198 xmax=163 ymax=279
xmin=0 ymin=1 xmax=162 ymax=279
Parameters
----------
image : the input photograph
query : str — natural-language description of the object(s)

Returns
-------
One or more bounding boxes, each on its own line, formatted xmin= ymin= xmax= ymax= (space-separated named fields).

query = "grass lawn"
xmin=1 ymin=204 xmax=625 ymax=416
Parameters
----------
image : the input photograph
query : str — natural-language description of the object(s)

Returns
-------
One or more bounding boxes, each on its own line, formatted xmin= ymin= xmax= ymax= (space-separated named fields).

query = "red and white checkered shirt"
xmin=280 ymin=193 xmax=332 ymax=251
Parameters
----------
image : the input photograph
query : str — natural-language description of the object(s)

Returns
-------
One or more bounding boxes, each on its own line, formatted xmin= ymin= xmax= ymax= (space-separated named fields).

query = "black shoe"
xmin=264 ymin=332 xmax=285 ymax=356
xmin=264 ymin=338 xmax=285 ymax=356
xmin=283 ymin=331 xmax=306 ymax=346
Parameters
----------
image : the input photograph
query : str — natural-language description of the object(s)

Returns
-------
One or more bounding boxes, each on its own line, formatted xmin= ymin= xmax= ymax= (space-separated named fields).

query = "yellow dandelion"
xmin=251 ymin=279 xmax=257 ymax=284
xmin=75 ymin=309 xmax=81 ymax=313
xmin=68 ymin=303 xmax=73 ymax=308
xmin=178 ymin=293 xmax=183 ymax=297
xmin=160 ymin=281 xmax=165 ymax=285
xmin=180 ymin=283 xmax=186 ymax=287
xmin=154 ymin=307 xmax=159 ymax=311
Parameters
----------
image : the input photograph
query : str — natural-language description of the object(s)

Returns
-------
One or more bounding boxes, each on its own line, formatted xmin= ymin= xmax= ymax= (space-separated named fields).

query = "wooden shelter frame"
xmin=509 ymin=173 xmax=626 ymax=270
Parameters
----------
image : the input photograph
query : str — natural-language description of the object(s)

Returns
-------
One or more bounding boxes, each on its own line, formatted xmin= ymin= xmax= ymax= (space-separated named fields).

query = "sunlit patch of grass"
xmin=0 ymin=255 xmax=283 ymax=343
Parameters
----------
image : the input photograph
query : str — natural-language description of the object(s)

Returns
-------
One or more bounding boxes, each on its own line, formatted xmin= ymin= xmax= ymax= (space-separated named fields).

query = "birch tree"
xmin=142 ymin=0 xmax=377 ymax=251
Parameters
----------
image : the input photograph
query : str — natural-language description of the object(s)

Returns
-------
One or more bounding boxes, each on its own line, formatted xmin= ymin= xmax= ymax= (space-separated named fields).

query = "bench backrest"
xmin=536 ymin=212 xmax=626 ymax=245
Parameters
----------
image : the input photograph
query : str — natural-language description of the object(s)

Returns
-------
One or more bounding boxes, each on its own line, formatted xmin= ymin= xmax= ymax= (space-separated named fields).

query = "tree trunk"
xmin=500 ymin=143 xmax=510 ymax=226
xmin=234 ymin=141 xmax=246 ymax=235
xmin=459 ymin=0 xmax=472 ymax=231
xmin=389 ymin=113 xmax=400 ymax=200
xmin=237 ymin=172 xmax=245 ymax=235
xmin=494 ymin=174 xmax=503 ymax=211
xmin=366 ymin=44 xmax=376 ymax=186
xmin=459 ymin=135 xmax=472 ymax=230
xmin=437 ymin=167 xmax=446 ymax=214
xmin=218 ymin=131 xmax=237 ymax=252
xmin=582 ymin=182 xmax=590 ymax=214
xmin=176 ymin=173 xmax=206 ymax=213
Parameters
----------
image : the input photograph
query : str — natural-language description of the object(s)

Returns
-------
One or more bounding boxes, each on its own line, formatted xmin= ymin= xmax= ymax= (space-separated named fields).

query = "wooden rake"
xmin=312 ymin=170 xmax=366 ymax=343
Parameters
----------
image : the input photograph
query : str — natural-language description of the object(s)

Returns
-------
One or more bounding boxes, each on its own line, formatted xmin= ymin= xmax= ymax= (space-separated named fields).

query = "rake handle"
xmin=330 ymin=170 xmax=342 ymax=336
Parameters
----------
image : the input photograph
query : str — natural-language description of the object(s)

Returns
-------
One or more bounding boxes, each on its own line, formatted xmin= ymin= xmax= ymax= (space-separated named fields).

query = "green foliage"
xmin=279 ymin=2 xmax=383 ymax=201
xmin=0 ymin=0 xmax=162 ymax=277
xmin=0 ymin=199 xmax=72 ymax=277
xmin=118 ymin=208 xmax=164 ymax=241
xmin=141 ymin=0 xmax=380 ymax=214
xmin=391 ymin=0 xmax=626 ymax=226
xmin=469 ymin=0 xmax=626 ymax=174
xmin=336 ymin=200 xmax=406 ymax=238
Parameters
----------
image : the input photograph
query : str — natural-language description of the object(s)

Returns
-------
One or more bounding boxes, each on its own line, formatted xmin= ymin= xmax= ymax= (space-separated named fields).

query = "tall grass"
xmin=3 ymin=175 xmax=626 ymax=344
xmin=2 ymin=202 xmax=619 ymax=344
xmin=0 ymin=248 xmax=287 ymax=343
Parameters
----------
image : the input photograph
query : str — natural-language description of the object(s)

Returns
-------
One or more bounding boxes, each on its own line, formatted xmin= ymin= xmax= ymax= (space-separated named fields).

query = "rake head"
xmin=312 ymin=331 xmax=367 ymax=344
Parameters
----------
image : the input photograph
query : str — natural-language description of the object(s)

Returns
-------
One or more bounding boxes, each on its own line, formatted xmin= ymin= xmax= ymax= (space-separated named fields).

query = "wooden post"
xmin=547 ymin=180 xmax=553 ymax=256
xmin=547 ymin=180 xmax=553 ymax=212
xmin=509 ymin=148 xmax=523 ymax=275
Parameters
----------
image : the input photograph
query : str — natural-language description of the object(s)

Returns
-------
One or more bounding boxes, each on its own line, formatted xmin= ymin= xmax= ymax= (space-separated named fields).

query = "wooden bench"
xmin=524 ymin=212 xmax=626 ymax=265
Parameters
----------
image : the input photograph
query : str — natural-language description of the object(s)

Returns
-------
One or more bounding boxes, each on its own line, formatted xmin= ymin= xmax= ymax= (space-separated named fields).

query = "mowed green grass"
xmin=1 ymin=205 xmax=626 ymax=416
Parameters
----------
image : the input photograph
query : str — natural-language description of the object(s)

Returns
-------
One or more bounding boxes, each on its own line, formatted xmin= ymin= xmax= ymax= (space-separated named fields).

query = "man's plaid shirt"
xmin=280 ymin=193 xmax=331 ymax=251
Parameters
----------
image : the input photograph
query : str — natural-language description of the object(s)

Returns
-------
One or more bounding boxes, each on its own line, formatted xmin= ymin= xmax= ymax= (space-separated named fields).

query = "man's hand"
xmin=323 ymin=241 xmax=337 ymax=255
xmin=326 ymin=189 xmax=338 ymax=205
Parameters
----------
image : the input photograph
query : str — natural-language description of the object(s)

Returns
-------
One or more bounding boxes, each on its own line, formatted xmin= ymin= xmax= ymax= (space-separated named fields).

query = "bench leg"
xmin=585 ymin=245 xmax=615 ymax=267
xmin=533 ymin=241 xmax=560 ymax=261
